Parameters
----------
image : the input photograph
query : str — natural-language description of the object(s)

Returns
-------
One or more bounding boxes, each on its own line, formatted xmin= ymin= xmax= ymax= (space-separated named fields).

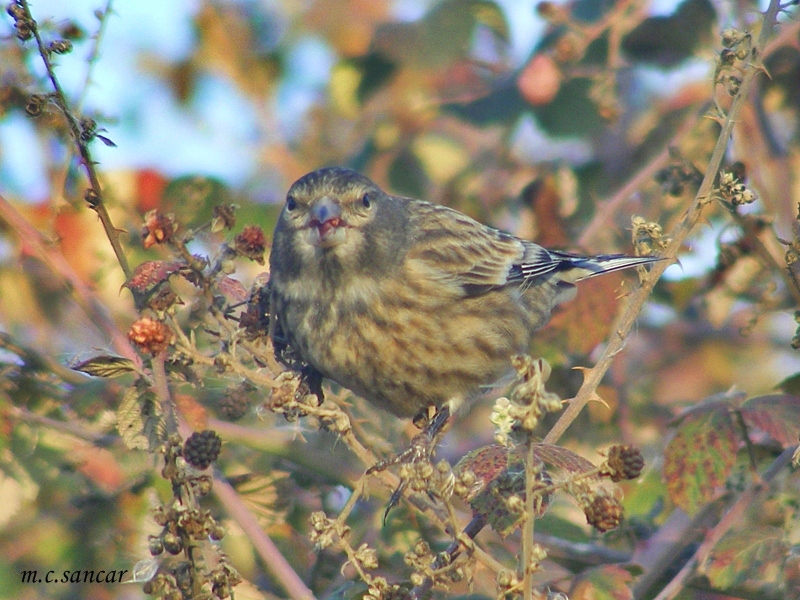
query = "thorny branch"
xmin=545 ymin=0 xmax=784 ymax=447
xmin=18 ymin=0 xmax=131 ymax=277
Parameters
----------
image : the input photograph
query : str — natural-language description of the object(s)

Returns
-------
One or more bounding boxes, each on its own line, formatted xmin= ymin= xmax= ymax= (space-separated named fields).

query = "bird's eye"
xmin=286 ymin=196 xmax=297 ymax=211
xmin=361 ymin=193 xmax=371 ymax=209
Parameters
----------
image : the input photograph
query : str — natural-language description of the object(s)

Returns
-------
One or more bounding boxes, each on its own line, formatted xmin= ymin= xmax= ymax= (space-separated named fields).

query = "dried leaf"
xmin=530 ymin=443 xmax=596 ymax=474
xmin=663 ymin=405 xmax=738 ymax=514
xmin=124 ymin=261 xmax=182 ymax=295
xmin=739 ymin=394 xmax=800 ymax=447
xmin=216 ymin=276 xmax=249 ymax=304
xmin=73 ymin=355 xmax=137 ymax=378
xmin=454 ymin=444 xmax=555 ymax=536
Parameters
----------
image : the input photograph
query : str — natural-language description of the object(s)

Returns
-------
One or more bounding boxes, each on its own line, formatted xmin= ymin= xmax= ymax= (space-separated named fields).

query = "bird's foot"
xmin=366 ymin=430 xmax=435 ymax=474
xmin=366 ymin=406 xmax=451 ymax=521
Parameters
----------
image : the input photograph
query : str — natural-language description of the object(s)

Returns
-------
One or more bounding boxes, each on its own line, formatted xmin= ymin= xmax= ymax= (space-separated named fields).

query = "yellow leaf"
xmin=412 ymin=134 xmax=470 ymax=183
xmin=329 ymin=63 xmax=362 ymax=118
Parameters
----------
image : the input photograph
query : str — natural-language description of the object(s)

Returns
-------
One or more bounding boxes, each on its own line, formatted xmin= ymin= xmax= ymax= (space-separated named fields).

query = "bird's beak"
xmin=308 ymin=196 xmax=346 ymax=248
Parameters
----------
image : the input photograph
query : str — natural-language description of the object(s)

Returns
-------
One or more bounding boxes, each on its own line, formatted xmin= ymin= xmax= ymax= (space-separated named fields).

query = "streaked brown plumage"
xmin=268 ymin=167 xmax=656 ymax=418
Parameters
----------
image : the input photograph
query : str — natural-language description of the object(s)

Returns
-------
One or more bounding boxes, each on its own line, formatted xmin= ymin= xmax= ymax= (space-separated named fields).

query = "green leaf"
xmin=569 ymin=564 xmax=635 ymax=600
xmin=73 ymin=355 xmax=137 ymax=378
xmin=621 ymin=0 xmax=717 ymax=67
xmin=705 ymin=527 xmax=787 ymax=590
xmin=116 ymin=385 xmax=165 ymax=452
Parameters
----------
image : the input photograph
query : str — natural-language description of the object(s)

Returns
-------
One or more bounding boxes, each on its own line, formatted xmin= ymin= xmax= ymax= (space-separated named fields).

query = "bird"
xmin=268 ymin=167 xmax=657 ymax=435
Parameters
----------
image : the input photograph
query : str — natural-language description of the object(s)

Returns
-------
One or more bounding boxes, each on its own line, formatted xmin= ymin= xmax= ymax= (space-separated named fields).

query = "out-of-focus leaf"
xmin=663 ymin=398 xmax=738 ymax=514
xmin=778 ymin=373 xmax=800 ymax=396
xmin=324 ymin=581 xmax=370 ymax=600
xmin=173 ymin=393 xmax=208 ymax=432
xmin=73 ymin=355 xmax=137 ymax=378
xmin=548 ymin=274 xmax=626 ymax=355
xmin=411 ymin=133 xmax=470 ymax=183
xmin=445 ymin=82 xmax=527 ymax=125
xmin=517 ymin=54 xmax=562 ymax=106
xmin=622 ymin=0 xmax=717 ymax=67
xmin=373 ymin=0 xmax=508 ymax=70
xmin=739 ymin=394 xmax=800 ymax=447
xmin=161 ymin=175 xmax=230 ymax=227
xmin=569 ymin=564 xmax=635 ymax=600
xmin=70 ymin=442 xmax=125 ymax=494
xmin=234 ymin=472 xmax=291 ymax=529
xmin=388 ymin=148 xmax=427 ymax=199
xmin=116 ymin=386 xmax=165 ymax=452
xmin=330 ymin=62 xmax=362 ymax=118
xmin=531 ymin=77 xmax=603 ymax=137
xmin=705 ymin=527 xmax=786 ymax=591
xmin=136 ymin=168 xmax=168 ymax=213
xmin=347 ymin=52 xmax=398 ymax=103
xmin=305 ymin=0 xmax=387 ymax=57
xmin=0 ymin=464 xmax=38 ymax=529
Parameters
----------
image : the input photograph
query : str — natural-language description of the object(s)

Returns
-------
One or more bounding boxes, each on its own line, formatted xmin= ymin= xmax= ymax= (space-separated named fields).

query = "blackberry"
xmin=183 ymin=430 xmax=222 ymax=470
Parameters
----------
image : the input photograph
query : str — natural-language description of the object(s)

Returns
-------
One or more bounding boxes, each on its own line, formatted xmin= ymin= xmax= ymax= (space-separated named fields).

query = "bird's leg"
xmin=367 ymin=405 xmax=451 ymax=474
xmin=367 ymin=406 xmax=452 ymax=520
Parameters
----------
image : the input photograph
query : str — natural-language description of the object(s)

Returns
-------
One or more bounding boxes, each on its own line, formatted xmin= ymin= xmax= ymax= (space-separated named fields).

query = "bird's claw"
xmin=367 ymin=406 xmax=452 ymax=522
xmin=366 ymin=431 xmax=434 ymax=474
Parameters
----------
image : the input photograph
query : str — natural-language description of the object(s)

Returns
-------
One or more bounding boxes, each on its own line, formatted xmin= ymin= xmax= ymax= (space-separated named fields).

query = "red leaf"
xmin=739 ymin=394 xmax=800 ymax=447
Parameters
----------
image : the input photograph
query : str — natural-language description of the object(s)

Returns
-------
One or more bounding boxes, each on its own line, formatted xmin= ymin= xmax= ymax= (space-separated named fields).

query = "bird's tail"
xmin=552 ymin=252 xmax=662 ymax=283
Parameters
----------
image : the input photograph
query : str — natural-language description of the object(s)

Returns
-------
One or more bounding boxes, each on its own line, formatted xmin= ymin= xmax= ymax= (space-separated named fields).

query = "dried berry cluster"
xmin=715 ymin=28 xmax=753 ymax=99
xmin=128 ymin=317 xmax=175 ymax=355
xmin=602 ymin=444 xmax=645 ymax=482
xmin=144 ymin=435 xmax=240 ymax=600
xmin=6 ymin=1 xmax=35 ymax=41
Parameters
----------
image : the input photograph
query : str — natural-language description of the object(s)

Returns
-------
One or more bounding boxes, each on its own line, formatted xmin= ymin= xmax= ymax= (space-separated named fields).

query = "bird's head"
xmin=272 ymin=167 xmax=408 ymax=278
xmin=281 ymin=167 xmax=382 ymax=250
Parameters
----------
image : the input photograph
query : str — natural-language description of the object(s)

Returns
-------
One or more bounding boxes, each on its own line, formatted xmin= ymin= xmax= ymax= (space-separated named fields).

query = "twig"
xmin=152 ymin=353 xmax=177 ymax=435
xmin=212 ymin=473 xmax=317 ymax=600
xmin=19 ymin=0 xmax=130 ymax=277
xmin=545 ymin=0 xmax=783 ymax=446
xmin=9 ymin=405 xmax=116 ymax=445
xmin=522 ymin=439 xmax=538 ymax=600
xmin=52 ymin=0 xmax=115 ymax=199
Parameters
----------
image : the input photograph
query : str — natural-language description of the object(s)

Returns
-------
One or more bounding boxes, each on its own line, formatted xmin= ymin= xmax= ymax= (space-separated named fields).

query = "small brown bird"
xmin=269 ymin=167 xmax=656 ymax=423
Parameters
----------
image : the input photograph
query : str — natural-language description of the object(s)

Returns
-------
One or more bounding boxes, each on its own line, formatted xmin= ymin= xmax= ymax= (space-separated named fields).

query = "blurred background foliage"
xmin=1 ymin=0 xmax=800 ymax=599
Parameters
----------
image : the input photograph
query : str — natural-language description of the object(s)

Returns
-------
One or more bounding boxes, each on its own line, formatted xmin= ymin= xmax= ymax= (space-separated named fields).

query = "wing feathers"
xmin=404 ymin=198 xmax=658 ymax=293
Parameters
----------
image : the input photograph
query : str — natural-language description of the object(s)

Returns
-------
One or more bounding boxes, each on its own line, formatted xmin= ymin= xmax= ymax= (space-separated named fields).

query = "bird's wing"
xmin=402 ymin=200 xmax=659 ymax=295
xmin=404 ymin=201 xmax=560 ymax=295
